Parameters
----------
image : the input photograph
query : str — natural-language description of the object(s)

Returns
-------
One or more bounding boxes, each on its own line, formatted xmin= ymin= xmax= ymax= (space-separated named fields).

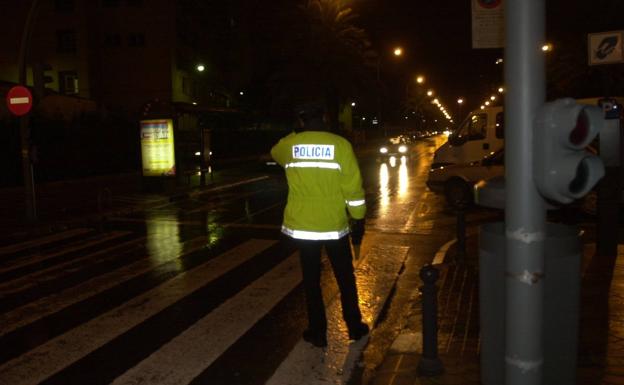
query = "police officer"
xmin=270 ymin=100 xmax=368 ymax=348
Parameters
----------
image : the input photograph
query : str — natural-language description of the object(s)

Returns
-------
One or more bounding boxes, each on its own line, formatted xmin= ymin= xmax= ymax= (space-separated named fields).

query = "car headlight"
xmin=379 ymin=147 xmax=388 ymax=154
xmin=398 ymin=145 xmax=407 ymax=153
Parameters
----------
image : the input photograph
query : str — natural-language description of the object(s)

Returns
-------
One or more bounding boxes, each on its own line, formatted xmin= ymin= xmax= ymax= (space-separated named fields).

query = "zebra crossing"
xmin=0 ymin=224 xmax=408 ymax=385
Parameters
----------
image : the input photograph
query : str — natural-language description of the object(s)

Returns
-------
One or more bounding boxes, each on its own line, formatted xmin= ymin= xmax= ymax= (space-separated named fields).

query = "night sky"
xmin=354 ymin=0 xmax=624 ymax=113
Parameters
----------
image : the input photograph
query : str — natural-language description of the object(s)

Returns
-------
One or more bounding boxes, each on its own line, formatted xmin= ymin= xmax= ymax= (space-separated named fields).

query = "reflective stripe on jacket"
xmin=271 ymin=131 xmax=366 ymax=240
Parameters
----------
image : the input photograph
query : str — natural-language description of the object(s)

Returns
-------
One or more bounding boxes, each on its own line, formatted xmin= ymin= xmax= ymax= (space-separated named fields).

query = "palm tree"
xmin=267 ymin=0 xmax=376 ymax=129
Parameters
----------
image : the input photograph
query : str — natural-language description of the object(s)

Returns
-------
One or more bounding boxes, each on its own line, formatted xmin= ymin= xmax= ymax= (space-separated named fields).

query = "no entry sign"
xmin=6 ymin=85 xmax=33 ymax=116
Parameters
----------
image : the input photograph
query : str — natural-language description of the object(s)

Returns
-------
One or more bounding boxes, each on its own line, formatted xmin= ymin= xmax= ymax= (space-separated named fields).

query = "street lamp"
xmin=394 ymin=47 xmax=403 ymax=56
xmin=457 ymin=98 xmax=464 ymax=120
xmin=416 ymin=75 xmax=425 ymax=84
xmin=427 ymin=90 xmax=434 ymax=97
xmin=196 ymin=64 xmax=205 ymax=72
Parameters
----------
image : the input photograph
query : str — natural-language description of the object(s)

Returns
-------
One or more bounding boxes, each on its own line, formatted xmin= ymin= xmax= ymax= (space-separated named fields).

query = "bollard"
xmin=418 ymin=264 xmax=444 ymax=376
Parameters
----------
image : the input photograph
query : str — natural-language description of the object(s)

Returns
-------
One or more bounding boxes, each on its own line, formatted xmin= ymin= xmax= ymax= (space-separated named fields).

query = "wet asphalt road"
xmin=0 ymin=135 xmax=468 ymax=385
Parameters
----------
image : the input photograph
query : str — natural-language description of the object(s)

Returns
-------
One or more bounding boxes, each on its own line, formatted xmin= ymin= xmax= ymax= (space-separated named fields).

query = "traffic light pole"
xmin=504 ymin=1 xmax=546 ymax=384
xmin=17 ymin=0 xmax=41 ymax=222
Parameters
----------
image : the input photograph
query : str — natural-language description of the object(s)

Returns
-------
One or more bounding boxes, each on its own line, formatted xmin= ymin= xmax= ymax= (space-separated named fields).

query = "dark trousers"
xmin=295 ymin=236 xmax=363 ymax=334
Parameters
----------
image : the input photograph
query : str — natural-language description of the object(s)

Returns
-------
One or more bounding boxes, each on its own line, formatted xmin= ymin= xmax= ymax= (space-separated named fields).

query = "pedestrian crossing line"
xmin=110 ymin=252 xmax=301 ymax=385
xmin=0 ymin=239 xmax=277 ymax=385
xmin=267 ymin=245 xmax=409 ymax=385
xmin=0 ymin=234 xmax=228 ymax=344
xmin=0 ymin=228 xmax=93 ymax=257
xmin=0 ymin=233 xmax=143 ymax=294
xmin=0 ymin=231 xmax=133 ymax=275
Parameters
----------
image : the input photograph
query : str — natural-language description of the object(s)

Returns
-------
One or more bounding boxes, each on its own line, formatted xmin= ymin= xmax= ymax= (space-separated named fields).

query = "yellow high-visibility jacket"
xmin=271 ymin=131 xmax=366 ymax=240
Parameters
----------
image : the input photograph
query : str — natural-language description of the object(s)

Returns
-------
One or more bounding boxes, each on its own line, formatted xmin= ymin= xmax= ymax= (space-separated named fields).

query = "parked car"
xmin=427 ymin=149 xmax=505 ymax=206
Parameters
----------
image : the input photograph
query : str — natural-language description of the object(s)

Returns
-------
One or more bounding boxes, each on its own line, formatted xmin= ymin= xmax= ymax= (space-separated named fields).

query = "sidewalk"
xmin=371 ymin=222 xmax=624 ymax=385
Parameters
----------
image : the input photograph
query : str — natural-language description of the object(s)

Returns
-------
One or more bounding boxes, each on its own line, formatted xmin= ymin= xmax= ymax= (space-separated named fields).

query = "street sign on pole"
xmin=6 ymin=85 xmax=33 ymax=116
xmin=471 ymin=0 xmax=505 ymax=49
xmin=588 ymin=31 xmax=624 ymax=66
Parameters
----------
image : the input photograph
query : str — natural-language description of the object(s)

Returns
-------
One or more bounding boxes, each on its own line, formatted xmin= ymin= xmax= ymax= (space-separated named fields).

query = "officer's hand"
xmin=350 ymin=219 xmax=365 ymax=245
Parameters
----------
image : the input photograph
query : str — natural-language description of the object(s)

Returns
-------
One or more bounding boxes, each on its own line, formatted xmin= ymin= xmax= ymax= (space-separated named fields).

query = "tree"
xmin=266 ymin=0 xmax=376 ymax=128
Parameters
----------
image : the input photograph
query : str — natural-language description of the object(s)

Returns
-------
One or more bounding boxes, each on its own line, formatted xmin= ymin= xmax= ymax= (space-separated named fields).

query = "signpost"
xmin=6 ymin=86 xmax=33 ymax=116
xmin=471 ymin=0 xmax=505 ymax=49
xmin=588 ymin=31 xmax=624 ymax=66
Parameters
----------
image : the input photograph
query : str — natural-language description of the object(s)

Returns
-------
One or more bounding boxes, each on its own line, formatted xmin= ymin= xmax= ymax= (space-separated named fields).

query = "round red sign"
xmin=6 ymin=85 xmax=33 ymax=116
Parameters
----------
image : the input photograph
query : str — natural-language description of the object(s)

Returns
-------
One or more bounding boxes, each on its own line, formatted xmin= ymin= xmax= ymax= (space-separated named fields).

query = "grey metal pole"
xmin=504 ymin=1 xmax=546 ymax=384
xmin=17 ymin=0 xmax=41 ymax=222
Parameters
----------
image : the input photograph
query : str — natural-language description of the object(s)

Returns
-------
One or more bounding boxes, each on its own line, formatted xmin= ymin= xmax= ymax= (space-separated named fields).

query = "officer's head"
xmin=295 ymin=100 xmax=328 ymax=132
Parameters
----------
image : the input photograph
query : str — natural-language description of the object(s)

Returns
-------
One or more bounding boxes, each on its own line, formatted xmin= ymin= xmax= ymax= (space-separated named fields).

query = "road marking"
xmin=0 ymin=239 xmax=276 ymax=385
xmin=111 ymin=252 xmax=301 ymax=385
xmin=0 ymin=233 xmax=140 ymax=294
xmin=0 ymin=231 xmax=132 ymax=275
xmin=0 ymin=228 xmax=92 ymax=256
xmin=0 ymin=235 xmax=210 ymax=336
xmin=266 ymin=245 xmax=409 ymax=385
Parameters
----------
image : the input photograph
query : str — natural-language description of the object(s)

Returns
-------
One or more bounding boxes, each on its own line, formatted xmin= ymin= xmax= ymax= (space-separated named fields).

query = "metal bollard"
xmin=418 ymin=264 xmax=444 ymax=376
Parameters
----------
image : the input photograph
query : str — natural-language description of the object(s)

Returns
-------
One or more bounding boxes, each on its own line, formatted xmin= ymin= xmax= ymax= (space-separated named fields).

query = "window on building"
xmin=55 ymin=0 xmax=74 ymax=12
xmin=101 ymin=0 xmax=120 ymax=7
xmin=59 ymin=71 xmax=79 ymax=95
xmin=104 ymin=33 xmax=122 ymax=47
xmin=128 ymin=33 xmax=145 ymax=47
xmin=57 ymin=30 xmax=77 ymax=53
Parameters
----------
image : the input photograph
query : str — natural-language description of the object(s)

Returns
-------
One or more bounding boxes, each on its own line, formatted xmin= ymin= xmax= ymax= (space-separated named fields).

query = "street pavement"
xmin=2 ymin=144 xmax=623 ymax=384
xmin=370 ymin=215 xmax=624 ymax=385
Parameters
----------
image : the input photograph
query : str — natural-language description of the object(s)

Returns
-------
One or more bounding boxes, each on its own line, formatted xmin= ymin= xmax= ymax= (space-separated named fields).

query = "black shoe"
xmin=348 ymin=323 xmax=369 ymax=341
xmin=303 ymin=329 xmax=327 ymax=348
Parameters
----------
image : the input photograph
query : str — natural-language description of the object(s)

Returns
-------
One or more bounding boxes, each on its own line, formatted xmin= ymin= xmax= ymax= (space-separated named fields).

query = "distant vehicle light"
xmin=398 ymin=145 xmax=407 ymax=153
xmin=380 ymin=147 xmax=388 ymax=154
xmin=194 ymin=152 xmax=201 ymax=156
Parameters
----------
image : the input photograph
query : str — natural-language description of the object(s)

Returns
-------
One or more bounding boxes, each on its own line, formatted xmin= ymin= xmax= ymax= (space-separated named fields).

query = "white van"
xmin=431 ymin=106 xmax=504 ymax=169
xmin=431 ymin=97 xmax=623 ymax=169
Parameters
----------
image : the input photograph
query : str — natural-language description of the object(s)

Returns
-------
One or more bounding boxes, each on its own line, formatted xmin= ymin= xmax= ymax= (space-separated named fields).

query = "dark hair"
xmin=294 ymin=100 xmax=326 ymax=123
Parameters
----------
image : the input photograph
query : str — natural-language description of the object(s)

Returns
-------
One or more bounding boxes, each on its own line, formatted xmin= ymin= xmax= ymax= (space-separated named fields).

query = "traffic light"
xmin=32 ymin=62 xmax=53 ymax=100
xmin=533 ymin=98 xmax=605 ymax=204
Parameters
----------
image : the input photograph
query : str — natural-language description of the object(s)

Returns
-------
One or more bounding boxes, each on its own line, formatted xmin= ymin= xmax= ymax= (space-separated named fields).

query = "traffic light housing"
xmin=533 ymin=98 xmax=605 ymax=204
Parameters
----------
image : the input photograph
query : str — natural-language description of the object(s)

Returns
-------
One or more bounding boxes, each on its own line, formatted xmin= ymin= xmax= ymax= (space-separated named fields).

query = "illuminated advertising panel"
xmin=140 ymin=119 xmax=176 ymax=176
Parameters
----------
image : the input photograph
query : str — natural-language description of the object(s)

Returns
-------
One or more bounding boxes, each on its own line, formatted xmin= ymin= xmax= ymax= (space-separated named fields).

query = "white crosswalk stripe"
xmin=0 ymin=226 xmax=407 ymax=385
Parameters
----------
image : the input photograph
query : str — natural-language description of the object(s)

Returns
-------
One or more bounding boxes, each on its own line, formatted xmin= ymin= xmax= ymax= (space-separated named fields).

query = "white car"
xmin=427 ymin=149 xmax=504 ymax=206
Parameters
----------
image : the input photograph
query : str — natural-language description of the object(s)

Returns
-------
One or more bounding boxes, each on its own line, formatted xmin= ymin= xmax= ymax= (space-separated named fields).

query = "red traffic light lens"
xmin=569 ymin=109 xmax=589 ymax=147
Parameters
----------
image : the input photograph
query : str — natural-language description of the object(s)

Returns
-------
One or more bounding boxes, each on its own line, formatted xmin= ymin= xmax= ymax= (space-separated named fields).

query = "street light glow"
xmin=416 ymin=75 xmax=425 ymax=84
xmin=498 ymin=87 xmax=505 ymax=93
xmin=457 ymin=98 xmax=464 ymax=104
xmin=196 ymin=64 xmax=205 ymax=72
xmin=490 ymin=95 xmax=496 ymax=101
xmin=393 ymin=47 xmax=403 ymax=56
xmin=351 ymin=102 xmax=356 ymax=107
xmin=542 ymin=43 xmax=553 ymax=52
xmin=427 ymin=90 xmax=434 ymax=96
